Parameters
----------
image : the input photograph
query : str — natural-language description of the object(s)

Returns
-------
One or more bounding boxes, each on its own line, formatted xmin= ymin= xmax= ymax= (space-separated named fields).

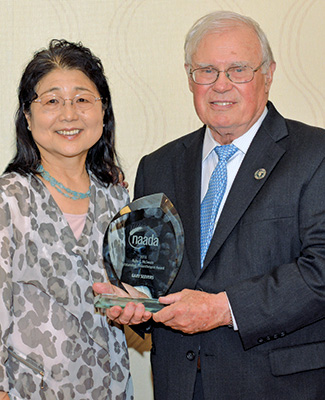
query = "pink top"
xmin=64 ymin=212 xmax=87 ymax=240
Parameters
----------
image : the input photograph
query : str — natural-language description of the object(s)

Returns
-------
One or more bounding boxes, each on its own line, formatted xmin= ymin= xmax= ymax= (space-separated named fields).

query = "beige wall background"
xmin=0 ymin=0 xmax=324 ymax=399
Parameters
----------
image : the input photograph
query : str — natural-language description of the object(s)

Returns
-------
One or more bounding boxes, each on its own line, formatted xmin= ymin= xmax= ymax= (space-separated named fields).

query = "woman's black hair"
xmin=5 ymin=39 xmax=122 ymax=185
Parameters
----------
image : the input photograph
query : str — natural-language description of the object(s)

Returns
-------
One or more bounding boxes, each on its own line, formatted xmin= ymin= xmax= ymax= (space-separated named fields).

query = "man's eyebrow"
xmin=194 ymin=61 xmax=249 ymax=69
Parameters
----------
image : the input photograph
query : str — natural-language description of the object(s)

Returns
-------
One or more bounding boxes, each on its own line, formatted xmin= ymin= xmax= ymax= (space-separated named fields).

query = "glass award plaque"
xmin=94 ymin=193 xmax=184 ymax=312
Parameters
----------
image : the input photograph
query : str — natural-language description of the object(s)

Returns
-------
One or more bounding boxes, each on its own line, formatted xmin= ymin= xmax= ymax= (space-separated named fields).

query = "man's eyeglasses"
xmin=189 ymin=61 xmax=266 ymax=85
xmin=33 ymin=93 xmax=103 ymax=112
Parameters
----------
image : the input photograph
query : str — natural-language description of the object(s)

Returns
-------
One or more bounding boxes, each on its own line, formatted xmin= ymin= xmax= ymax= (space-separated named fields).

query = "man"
xmin=94 ymin=11 xmax=325 ymax=399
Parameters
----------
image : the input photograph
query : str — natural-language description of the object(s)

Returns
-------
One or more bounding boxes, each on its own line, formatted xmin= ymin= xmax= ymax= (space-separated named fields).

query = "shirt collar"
xmin=202 ymin=107 xmax=268 ymax=162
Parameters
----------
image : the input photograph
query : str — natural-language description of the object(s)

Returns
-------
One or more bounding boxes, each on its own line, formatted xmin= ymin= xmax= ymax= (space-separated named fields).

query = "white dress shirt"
xmin=200 ymin=107 xmax=268 ymax=329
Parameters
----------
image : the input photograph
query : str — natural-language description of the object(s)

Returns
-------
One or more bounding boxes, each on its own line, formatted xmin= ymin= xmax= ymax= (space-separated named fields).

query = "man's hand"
xmin=153 ymin=289 xmax=232 ymax=334
xmin=93 ymin=282 xmax=152 ymax=325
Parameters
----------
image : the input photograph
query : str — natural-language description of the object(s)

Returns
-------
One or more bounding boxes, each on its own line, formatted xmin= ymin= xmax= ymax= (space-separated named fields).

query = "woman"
xmin=0 ymin=39 xmax=134 ymax=400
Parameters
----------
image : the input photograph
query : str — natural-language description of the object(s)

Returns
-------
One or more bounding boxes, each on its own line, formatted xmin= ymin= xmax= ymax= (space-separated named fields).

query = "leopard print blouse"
xmin=0 ymin=172 xmax=134 ymax=400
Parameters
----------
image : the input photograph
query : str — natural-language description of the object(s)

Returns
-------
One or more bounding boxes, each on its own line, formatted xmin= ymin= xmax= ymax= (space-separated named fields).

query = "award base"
xmin=94 ymin=294 xmax=164 ymax=313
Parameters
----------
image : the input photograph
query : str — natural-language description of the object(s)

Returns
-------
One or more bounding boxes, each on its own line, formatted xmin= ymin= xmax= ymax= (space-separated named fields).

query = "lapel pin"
xmin=254 ymin=168 xmax=267 ymax=180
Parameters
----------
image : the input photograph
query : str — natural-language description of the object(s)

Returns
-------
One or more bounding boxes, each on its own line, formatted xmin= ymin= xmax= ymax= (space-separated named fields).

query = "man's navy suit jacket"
xmin=134 ymin=102 xmax=325 ymax=400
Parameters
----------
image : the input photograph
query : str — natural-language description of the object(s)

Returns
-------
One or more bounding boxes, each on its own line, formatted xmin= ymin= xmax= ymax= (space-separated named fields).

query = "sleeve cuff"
xmin=224 ymin=291 xmax=238 ymax=331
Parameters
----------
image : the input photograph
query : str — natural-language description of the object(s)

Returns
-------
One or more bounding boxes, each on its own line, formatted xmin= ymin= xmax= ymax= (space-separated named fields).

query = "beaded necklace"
xmin=38 ymin=165 xmax=91 ymax=200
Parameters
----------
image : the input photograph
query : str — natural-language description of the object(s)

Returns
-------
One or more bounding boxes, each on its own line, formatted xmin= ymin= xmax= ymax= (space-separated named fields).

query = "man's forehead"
xmin=192 ymin=28 xmax=262 ymax=64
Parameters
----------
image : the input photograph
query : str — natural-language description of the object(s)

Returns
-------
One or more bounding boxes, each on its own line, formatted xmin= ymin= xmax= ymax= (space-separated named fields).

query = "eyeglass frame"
xmin=189 ymin=61 xmax=267 ymax=85
xmin=31 ymin=93 xmax=103 ymax=111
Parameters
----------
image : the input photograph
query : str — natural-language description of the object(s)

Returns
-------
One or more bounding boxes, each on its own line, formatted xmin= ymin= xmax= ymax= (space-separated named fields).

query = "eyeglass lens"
xmin=192 ymin=66 xmax=255 ymax=84
xmin=36 ymin=94 xmax=100 ymax=111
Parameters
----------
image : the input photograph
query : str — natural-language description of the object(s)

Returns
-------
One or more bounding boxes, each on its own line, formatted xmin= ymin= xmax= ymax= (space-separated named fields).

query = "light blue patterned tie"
xmin=200 ymin=144 xmax=238 ymax=267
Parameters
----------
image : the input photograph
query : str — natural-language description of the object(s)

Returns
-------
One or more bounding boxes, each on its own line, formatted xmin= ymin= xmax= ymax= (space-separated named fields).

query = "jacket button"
xmin=186 ymin=351 xmax=196 ymax=361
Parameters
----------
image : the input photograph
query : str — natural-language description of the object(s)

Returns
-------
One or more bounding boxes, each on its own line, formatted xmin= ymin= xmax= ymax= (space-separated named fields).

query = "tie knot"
xmin=214 ymin=144 xmax=238 ymax=162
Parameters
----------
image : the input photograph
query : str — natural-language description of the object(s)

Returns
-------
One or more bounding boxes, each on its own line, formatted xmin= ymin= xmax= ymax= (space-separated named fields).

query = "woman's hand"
xmin=93 ymin=281 xmax=148 ymax=299
xmin=93 ymin=282 xmax=152 ymax=325
xmin=118 ymin=171 xmax=129 ymax=190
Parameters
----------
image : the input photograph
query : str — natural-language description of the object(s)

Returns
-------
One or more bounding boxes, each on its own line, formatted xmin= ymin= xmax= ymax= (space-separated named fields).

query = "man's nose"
xmin=211 ymin=71 xmax=233 ymax=92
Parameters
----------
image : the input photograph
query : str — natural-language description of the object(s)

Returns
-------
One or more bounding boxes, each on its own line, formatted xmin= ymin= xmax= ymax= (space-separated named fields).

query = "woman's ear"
xmin=24 ymin=111 xmax=31 ymax=131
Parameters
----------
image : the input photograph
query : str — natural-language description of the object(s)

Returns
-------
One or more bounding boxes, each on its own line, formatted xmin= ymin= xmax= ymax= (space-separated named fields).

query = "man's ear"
xmin=265 ymin=62 xmax=276 ymax=94
xmin=185 ymin=64 xmax=195 ymax=93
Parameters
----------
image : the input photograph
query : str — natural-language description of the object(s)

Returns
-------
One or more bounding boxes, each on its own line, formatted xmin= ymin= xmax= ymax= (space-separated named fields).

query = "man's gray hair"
xmin=184 ymin=11 xmax=275 ymax=74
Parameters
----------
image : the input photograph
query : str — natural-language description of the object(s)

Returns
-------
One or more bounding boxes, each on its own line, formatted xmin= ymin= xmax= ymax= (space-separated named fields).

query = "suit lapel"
xmin=202 ymin=103 xmax=288 ymax=269
xmin=175 ymin=127 xmax=204 ymax=276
